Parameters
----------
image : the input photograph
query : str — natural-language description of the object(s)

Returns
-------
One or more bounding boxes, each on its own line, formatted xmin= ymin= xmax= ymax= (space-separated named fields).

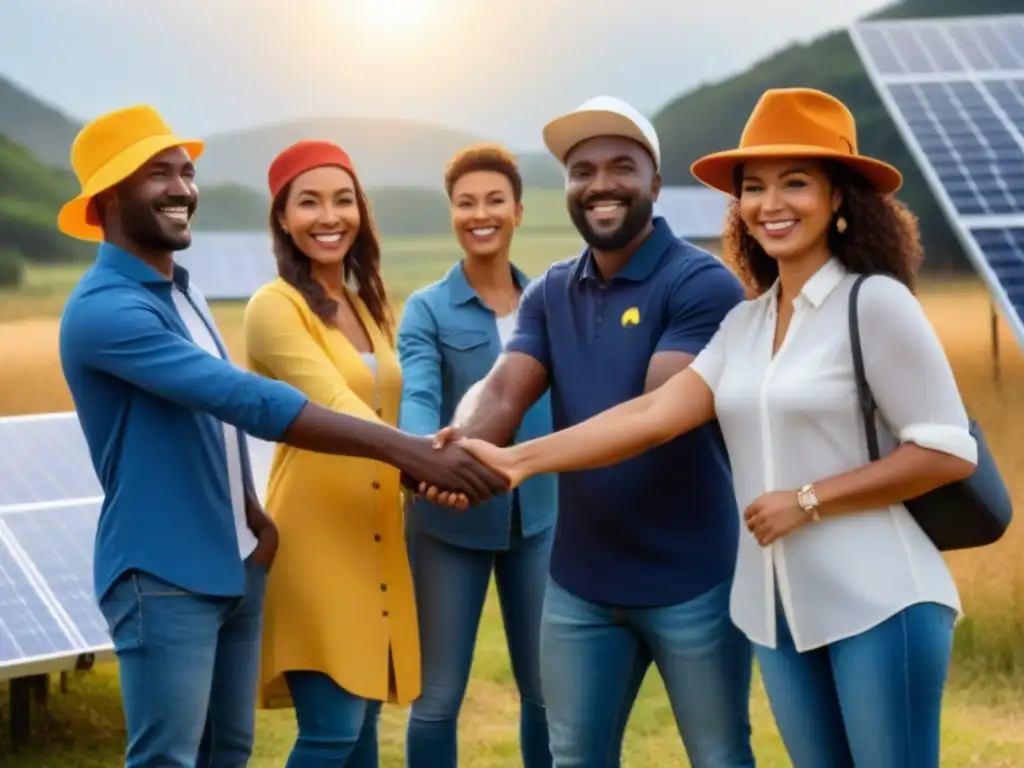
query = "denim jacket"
xmin=397 ymin=261 xmax=557 ymax=549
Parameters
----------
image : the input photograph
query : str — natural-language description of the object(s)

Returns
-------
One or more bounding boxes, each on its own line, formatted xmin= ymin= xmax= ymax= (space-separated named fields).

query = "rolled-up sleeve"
xmin=64 ymin=290 xmax=307 ymax=441
xmin=396 ymin=293 xmax=442 ymax=437
xmin=859 ymin=276 xmax=977 ymax=464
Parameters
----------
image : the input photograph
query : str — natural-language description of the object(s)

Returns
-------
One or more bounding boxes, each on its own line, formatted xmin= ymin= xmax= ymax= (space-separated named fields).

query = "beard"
xmin=118 ymin=190 xmax=195 ymax=252
xmin=568 ymin=193 xmax=654 ymax=251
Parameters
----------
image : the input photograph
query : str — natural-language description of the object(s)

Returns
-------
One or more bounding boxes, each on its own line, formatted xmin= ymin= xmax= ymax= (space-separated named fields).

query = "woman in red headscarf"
xmin=243 ymin=140 xmax=419 ymax=766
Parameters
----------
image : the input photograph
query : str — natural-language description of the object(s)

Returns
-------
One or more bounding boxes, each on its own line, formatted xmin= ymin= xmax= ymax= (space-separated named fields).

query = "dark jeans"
xmin=756 ymin=592 xmax=956 ymax=768
xmin=405 ymin=517 xmax=554 ymax=768
xmin=98 ymin=557 xmax=268 ymax=768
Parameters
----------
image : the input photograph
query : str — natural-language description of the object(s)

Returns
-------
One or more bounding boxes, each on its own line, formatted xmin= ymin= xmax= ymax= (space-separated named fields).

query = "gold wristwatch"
xmin=796 ymin=483 xmax=820 ymax=521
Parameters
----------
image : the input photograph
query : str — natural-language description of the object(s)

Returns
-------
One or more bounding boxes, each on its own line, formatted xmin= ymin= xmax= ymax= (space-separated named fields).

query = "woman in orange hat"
xmin=445 ymin=88 xmax=977 ymax=767
xmin=243 ymin=140 xmax=419 ymax=766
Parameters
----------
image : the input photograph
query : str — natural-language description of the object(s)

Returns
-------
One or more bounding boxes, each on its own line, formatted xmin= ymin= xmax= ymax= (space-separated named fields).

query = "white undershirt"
xmin=495 ymin=308 xmax=519 ymax=348
xmin=359 ymin=351 xmax=378 ymax=378
xmin=171 ymin=288 xmax=258 ymax=559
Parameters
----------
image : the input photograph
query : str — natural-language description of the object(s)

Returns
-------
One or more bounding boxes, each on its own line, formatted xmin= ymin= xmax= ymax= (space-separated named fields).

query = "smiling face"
xmin=449 ymin=169 xmax=522 ymax=261
xmin=738 ymin=158 xmax=841 ymax=264
xmin=111 ymin=145 xmax=198 ymax=252
xmin=277 ymin=165 xmax=361 ymax=269
xmin=565 ymin=135 xmax=659 ymax=251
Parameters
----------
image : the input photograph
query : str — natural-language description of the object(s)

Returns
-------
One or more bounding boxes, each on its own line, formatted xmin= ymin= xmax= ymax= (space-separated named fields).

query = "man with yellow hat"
xmin=56 ymin=105 xmax=508 ymax=767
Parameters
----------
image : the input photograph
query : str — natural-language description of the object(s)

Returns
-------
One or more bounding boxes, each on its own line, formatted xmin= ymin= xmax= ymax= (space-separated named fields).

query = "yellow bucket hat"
xmin=57 ymin=105 xmax=205 ymax=242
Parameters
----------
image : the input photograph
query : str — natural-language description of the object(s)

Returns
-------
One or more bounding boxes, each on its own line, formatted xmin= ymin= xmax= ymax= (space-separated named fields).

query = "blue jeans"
xmin=98 ymin=558 xmax=268 ymax=768
xmin=284 ymin=671 xmax=382 ymax=767
xmin=755 ymin=596 xmax=956 ymax=768
xmin=406 ymin=524 xmax=554 ymax=768
xmin=541 ymin=577 xmax=755 ymax=768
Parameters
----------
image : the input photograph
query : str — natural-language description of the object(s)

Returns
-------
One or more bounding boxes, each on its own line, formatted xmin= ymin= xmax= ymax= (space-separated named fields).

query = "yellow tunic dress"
xmin=243 ymin=278 xmax=420 ymax=708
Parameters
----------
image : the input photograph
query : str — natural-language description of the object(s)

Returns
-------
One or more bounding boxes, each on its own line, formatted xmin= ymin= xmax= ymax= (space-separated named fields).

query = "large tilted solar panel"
xmin=175 ymin=231 xmax=278 ymax=302
xmin=849 ymin=15 xmax=1024 ymax=348
xmin=0 ymin=412 xmax=278 ymax=679
xmin=654 ymin=186 xmax=732 ymax=240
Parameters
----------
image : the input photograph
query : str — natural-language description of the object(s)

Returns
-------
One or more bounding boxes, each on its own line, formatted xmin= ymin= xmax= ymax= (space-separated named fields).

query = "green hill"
xmin=0 ymin=134 xmax=91 ymax=265
xmin=652 ymin=0 xmax=1017 ymax=273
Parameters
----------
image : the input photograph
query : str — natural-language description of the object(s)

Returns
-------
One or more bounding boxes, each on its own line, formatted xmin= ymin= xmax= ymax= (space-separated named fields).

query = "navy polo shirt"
xmin=505 ymin=217 xmax=745 ymax=607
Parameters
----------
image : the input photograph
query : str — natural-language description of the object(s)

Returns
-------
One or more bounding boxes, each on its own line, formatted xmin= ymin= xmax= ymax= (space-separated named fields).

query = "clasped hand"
xmin=405 ymin=427 xmax=522 ymax=510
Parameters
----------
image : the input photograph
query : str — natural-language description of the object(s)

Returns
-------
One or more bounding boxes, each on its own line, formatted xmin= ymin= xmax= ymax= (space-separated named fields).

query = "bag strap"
xmin=849 ymin=274 xmax=881 ymax=461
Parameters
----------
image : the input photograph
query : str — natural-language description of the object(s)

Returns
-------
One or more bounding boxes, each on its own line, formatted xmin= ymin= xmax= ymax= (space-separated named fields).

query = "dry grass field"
xmin=1 ymin=248 xmax=1023 ymax=765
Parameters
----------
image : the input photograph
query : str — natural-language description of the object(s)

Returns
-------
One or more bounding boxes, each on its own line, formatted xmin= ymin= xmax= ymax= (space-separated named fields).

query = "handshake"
xmin=396 ymin=426 xmax=519 ymax=510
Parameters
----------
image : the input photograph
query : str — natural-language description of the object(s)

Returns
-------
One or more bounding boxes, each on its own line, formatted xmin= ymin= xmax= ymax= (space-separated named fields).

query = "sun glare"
xmin=347 ymin=0 xmax=433 ymax=40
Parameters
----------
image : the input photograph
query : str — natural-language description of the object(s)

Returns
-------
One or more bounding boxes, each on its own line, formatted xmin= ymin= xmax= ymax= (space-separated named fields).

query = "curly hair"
xmin=269 ymin=177 xmax=394 ymax=342
xmin=722 ymin=160 xmax=923 ymax=297
xmin=444 ymin=143 xmax=523 ymax=203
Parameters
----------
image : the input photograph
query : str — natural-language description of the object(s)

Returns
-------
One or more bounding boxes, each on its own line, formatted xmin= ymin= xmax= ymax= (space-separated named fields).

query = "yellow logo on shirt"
xmin=621 ymin=307 xmax=640 ymax=327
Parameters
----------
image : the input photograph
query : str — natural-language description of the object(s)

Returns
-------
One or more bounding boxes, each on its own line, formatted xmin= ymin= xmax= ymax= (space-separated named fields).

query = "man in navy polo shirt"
xmin=432 ymin=96 xmax=755 ymax=766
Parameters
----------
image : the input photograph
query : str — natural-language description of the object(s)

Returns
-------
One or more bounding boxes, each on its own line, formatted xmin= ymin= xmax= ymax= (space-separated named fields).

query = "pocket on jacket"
xmin=438 ymin=328 xmax=490 ymax=352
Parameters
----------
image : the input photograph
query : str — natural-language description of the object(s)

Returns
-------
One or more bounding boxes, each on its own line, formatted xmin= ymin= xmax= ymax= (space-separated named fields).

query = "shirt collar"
xmin=575 ymin=216 xmax=674 ymax=285
xmin=97 ymin=242 xmax=191 ymax=292
xmin=763 ymin=257 xmax=847 ymax=308
xmin=446 ymin=260 xmax=531 ymax=307
xmin=800 ymin=257 xmax=847 ymax=307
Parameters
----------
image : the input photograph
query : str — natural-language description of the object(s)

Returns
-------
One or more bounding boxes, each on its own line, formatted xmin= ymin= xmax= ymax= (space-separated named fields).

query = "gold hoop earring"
xmin=835 ymin=216 xmax=847 ymax=234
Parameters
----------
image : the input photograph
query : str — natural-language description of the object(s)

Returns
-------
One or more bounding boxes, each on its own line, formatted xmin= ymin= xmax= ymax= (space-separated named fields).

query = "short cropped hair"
xmin=444 ymin=143 xmax=523 ymax=203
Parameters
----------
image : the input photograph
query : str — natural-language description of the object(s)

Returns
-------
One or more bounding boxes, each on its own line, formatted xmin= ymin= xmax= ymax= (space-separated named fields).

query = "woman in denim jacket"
xmin=397 ymin=144 xmax=557 ymax=768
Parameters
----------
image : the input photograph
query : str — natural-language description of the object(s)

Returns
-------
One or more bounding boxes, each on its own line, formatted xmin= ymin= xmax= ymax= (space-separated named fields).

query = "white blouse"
xmin=690 ymin=258 xmax=977 ymax=652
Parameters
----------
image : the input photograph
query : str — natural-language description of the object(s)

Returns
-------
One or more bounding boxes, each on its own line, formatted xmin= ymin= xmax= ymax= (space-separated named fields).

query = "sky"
xmin=1 ymin=0 xmax=892 ymax=149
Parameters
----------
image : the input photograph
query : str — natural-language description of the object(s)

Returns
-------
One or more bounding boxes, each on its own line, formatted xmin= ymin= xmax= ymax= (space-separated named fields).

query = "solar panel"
xmin=0 ymin=535 xmax=81 ymax=673
xmin=0 ymin=411 xmax=279 ymax=680
xmin=2 ymin=502 xmax=108 ymax=652
xmin=0 ymin=413 xmax=101 ymax=508
xmin=175 ymin=231 xmax=277 ymax=302
xmin=850 ymin=14 xmax=1024 ymax=349
xmin=654 ymin=186 xmax=732 ymax=240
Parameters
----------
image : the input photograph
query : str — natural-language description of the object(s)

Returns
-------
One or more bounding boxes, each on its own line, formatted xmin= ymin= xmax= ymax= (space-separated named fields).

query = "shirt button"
xmin=382 ymin=610 xmax=389 ymax=617
xmin=372 ymin=481 xmax=380 ymax=490
xmin=380 ymin=583 xmax=387 ymax=592
xmin=374 ymin=534 xmax=381 ymax=542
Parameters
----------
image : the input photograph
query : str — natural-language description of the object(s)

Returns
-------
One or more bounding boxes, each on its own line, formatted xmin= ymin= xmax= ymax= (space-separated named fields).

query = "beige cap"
xmin=542 ymin=95 xmax=660 ymax=170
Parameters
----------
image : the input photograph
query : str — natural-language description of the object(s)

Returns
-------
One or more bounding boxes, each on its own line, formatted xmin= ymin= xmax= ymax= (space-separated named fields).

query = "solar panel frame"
xmin=849 ymin=14 xmax=1024 ymax=350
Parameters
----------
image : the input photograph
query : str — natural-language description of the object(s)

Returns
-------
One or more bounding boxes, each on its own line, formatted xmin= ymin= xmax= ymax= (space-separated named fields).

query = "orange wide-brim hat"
xmin=58 ymin=105 xmax=204 ymax=242
xmin=690 ymin=88 xmax=902 ymax=196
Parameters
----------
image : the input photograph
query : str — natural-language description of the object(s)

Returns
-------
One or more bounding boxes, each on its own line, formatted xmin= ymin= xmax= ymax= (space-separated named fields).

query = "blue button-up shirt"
xmin=398 ymin=261 xmax=557 ymax=549
xmin=58 ymin=243 xmax=308 ymax=601
xmin=505 ymin=217 xmax=745 ymax=607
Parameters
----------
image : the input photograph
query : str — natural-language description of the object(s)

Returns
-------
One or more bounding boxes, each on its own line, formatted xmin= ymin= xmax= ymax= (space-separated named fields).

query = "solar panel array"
xmin=654 ymin=186 xmax=732 ymax=240
xmin=175 ymin=231 xmax=277 ymax=301
xmin=849 ymin=14 xmax=1024 ymax=349
xmin=0 ymin=412 xmax=276 ymax=680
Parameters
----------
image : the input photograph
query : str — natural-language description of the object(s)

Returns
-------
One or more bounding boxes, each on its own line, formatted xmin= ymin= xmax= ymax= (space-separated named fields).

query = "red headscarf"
xmin=267 ymin=140 xmax=356 ymax=200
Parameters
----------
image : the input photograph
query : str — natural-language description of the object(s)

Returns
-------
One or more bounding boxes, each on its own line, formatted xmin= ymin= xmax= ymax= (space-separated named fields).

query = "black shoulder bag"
xmin=848 ymin=273 xmax=1013 ymax=551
